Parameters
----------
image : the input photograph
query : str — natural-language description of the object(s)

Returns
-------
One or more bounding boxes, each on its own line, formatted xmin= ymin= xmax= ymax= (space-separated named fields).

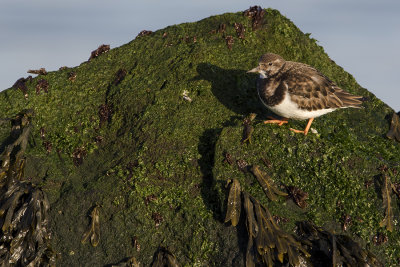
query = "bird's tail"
xmin=335 ymin=90 xmax=364 ymax=108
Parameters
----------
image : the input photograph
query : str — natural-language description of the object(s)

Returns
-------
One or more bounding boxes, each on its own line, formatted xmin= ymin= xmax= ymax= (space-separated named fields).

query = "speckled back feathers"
xmin=257 ymin=53 xmax=363 ymax=112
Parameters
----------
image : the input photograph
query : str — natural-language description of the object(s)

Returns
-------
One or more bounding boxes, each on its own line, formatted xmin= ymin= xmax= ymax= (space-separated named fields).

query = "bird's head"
xmin=247 ymin=53 xmax=286 ymax=78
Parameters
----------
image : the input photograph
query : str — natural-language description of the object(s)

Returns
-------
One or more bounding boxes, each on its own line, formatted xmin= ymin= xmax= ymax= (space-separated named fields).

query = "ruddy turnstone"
xmin=248 ymin=53 xmax=363 ymax=135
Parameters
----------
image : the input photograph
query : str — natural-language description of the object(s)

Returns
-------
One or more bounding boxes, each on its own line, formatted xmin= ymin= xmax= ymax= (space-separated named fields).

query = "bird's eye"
xmin=268 ymin=62 xmax=273 ymax=66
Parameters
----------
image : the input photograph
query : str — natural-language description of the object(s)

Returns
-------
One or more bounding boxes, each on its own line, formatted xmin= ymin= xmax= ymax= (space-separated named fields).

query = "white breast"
xmin=263 ymin=91 xmax=336 ymax=120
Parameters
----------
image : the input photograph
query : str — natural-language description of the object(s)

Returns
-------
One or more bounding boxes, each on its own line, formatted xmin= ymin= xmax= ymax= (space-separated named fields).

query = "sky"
xmin=1 ymin=0 xmax=399 ymax=110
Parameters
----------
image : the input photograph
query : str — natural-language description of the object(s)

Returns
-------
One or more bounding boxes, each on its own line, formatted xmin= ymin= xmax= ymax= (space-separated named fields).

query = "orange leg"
xmin=263 ymin=116 xmax=288 ymax=126
xmin=290 ymin=118 xmax=314 ymax=135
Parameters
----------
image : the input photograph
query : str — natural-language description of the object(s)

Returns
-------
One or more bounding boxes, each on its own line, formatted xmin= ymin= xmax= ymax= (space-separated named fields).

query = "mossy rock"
xmin=1 ymin=7 xmax=399 ymax=266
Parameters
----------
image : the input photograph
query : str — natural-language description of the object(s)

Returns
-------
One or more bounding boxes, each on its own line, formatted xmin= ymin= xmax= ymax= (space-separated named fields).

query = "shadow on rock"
xmin=194 ymin=63 xmax=269 ymax=118
xmin=198 ymin=128 xmax=222 ymax=219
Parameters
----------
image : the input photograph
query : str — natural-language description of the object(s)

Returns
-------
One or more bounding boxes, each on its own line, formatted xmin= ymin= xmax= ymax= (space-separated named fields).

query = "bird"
xmin=248 ymin=53 xmax=363 ymax=135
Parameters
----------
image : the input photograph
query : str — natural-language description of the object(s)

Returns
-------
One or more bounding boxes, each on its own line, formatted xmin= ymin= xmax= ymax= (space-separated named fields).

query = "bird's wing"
xmin=284 ymin=67 xmax=362 ymax=111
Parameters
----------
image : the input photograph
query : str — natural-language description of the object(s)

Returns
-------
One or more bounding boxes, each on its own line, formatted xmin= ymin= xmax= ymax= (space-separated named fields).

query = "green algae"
xmin=0 ymin=7 xmax=399 ymax=266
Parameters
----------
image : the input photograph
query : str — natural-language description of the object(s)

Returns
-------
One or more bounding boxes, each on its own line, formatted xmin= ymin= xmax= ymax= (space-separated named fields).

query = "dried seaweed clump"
xmin=0 ymin=110 xmax=56 ymax=266
xmin=243 ymin=6 xmax=266 ymax=30
xmin=27 ymin=68 xmax=47 ymax=75
xmin=243 ymin=192 xmax=309 ymax=266
xmin=151 ymin=246 xmax=179 ymax=267
xmin=387 ymin=112 xmax=400 ymax=142
xmin=250 ymin=165 xmax=287 ymax=201
xmin=296 ymin=221 xmax=381 ymax=267
xmin=81 ymin=205 xmax=100 ymax=247
xmin=88 ymin=44 xmax=110 ymax=61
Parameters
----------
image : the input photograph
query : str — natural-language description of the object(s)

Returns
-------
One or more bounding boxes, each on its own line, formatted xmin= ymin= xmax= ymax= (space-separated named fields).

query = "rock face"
xmin=0 ymin=7 xmax=399 ymax=266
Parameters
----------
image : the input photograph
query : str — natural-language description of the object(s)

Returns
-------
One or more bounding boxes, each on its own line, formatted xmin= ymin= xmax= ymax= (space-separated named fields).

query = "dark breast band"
xmin=257 ymin=77 xmax=286 ymax=107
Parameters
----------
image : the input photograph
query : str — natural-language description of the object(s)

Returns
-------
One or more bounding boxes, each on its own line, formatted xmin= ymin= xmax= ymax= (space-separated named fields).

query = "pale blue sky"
xmin=1 ymin=0 xmax=399 ymax=110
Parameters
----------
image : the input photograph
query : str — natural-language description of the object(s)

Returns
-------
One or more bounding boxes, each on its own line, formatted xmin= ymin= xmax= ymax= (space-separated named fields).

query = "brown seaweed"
xmin=243 ymin=6 xmax=266 ymax=30
xmin=243 ymin=192 xmax=309 ymax=266
xmin=151 ymin=246 xmax=179 ymax=267
xmin=341 ymin=214 xmax=352 ymax=231
xmin=145 ymin=194 xmax=157 ymax=206
xmin=272 ymin=215 xmax=288 ymax=225
xmin=234 ymin=22 xmax=245 ymax=39
xmin=81 ymin=205 xmax=100 ymax=247
xmin=12 ymin=76 xmax=32 ymax=98
xmin=224 ymin=179 xmax=241 ymax=226
xmin=236 ymin=159 xmax=249 ymax=172
xmin=36 ymin=79 xmax=49 ymax=94
xmin=243 ymin=192 xmax=257 ymax=267
xmin=137 ymin=30 xmax=153 ymax=37
xmin=224 ymin=152 xmax=233 ymax=165
xmin=27 ymin=68 xmax=47 ymax=75
xmin=225 ymin=35 xmax=234 ymax=50
xmin=0 ymin=110 xmax=56 ymax=266
xmin=217 ymin=23 xmax=226 ymax=33
xmin=68 ymin=71 xmax=77 ymax=82
xmin=94 ymin=135 xmax=104 ymax=144
xmin=261 ymin=157 xmax=272 ymax=169
xmin=242 ymin=113 xmax=256 ymax=144
xmin=132 ymin=236 xmax=141 ymax=252
xmin=43 ymin=140 xmax=52 ymax=154
xmin=152 ymin=212 xmax=163 ymax=227
xmin=373 ymin=232 xmax=388 ymax=246
xmin=72 ymin=147 xmax=87 ymax=166
xmin=113 ymin=69 xmax=127 ymax=85
xmin=296 ymin=221 xmax=381 ymax=266
xmin=392 ymin=182 xmax=400 ymax=198
xmin=1 ymin=110 xmax=33 ymax=176
xmin=286 ymin=185 xmax=308 ymax=209
xmin=250 ymin=165 xmax=287 ymax=201
xmin=99 ymin=103 xmax=113 ymax=127
xmin=387 ymin=112 xmax=400 ymax=142
xmin=379 ymin=175 xmax=394 ymax=232
xmin=88 ymin=44 xmax=110 ymax=61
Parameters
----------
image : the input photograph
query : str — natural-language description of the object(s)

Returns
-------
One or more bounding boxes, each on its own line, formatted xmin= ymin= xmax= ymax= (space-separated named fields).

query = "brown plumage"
xmin=248 ymin=53 xmax=363 ymax=135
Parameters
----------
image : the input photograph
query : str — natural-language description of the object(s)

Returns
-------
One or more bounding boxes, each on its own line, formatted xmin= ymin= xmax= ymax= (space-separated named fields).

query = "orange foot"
xmin=263 ymin=116 xmax=288 ymax=126
xmin=290 ymin=118 xmax=314 ymax=136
